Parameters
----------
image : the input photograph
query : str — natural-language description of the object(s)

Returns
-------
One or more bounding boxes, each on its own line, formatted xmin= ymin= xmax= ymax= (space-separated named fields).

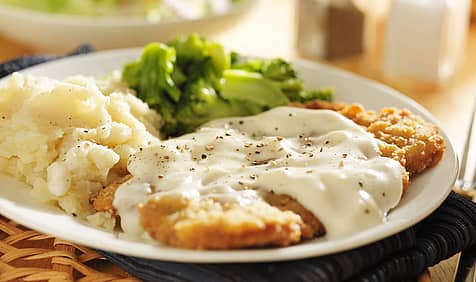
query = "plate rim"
xmin=0 ymin=48 xmax=459 ymax=263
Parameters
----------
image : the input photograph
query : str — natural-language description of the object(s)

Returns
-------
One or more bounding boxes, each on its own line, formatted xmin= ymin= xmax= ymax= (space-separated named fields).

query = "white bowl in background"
xmin=0 ymin=1 xmax=254 ymax=52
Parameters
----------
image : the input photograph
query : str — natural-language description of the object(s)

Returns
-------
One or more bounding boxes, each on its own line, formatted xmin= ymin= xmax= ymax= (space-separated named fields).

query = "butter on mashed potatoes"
xmin=0 ymin=73 xmax=161 ymax=227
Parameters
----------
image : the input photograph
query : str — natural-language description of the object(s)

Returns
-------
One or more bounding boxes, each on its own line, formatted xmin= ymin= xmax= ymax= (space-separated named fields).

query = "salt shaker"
xmin=383 ymin=0 xmax=471 ymax=83
xmin=296 ymin=0 xmax=365 ymax=60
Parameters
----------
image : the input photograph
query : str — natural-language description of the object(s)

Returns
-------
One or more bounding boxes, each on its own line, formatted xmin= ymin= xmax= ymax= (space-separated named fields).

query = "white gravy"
xmin=114 ymin=107 xmax=403 ymax=239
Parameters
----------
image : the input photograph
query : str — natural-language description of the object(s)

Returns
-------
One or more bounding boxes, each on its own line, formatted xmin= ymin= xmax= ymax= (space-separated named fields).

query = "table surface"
xmin=0 ymin=0 xmax=473 ymax=281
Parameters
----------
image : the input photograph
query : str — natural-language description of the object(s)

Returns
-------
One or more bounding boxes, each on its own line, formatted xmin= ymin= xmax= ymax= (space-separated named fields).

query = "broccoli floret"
xmin=168 ymin=33 xmax=229 ymax=78
xmin=261 ymin=58 xmax=297 ymax=81
xmin=231 ymin=57 xmax=333 ymax=103
xmin=174 ymin=79 xmax=261 ymax=135
xmin=122 ymin=43 xmax=180 ymax=133
xmin=122 ymin=43 xmax=180 ymax=103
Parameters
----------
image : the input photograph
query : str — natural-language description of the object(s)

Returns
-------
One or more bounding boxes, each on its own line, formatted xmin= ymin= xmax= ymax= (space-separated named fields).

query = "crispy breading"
xmin=367 ymin=108 xmax=445 ymax=176
xmin=92 ymin=175 xmax=131 ymax=214
xmin=139 ymin=194 xmax=310 ymax=249
xmin=262 ymin=192 xmax=325 ymax=239
xmin=300 ymin=100 xmax=445 ymax=176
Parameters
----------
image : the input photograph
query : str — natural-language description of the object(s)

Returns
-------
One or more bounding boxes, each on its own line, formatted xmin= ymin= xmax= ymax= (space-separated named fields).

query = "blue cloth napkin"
xmin=1 ymin=49 xmax=474 ymax=282
xmin=0 ymin=44 xmax=94 ymax=77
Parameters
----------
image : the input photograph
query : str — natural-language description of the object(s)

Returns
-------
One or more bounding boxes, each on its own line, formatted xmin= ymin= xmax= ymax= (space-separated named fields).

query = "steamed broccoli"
xmin=122 ymin=34 xmax=262 ymax=136
xmin=122 ymin=34 xmax=334 ymax=137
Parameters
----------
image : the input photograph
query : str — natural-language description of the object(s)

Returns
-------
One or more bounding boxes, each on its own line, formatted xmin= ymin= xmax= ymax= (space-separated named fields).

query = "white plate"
xmin=0 ymin=1 xmax=254 ymax=52
xmin=0 ymin=49 xmax=458 ymax=263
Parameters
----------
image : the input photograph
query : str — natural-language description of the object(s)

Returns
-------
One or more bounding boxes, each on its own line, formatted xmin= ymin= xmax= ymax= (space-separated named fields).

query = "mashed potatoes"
xmin=0 ymin=73 xmax=161 ymax=224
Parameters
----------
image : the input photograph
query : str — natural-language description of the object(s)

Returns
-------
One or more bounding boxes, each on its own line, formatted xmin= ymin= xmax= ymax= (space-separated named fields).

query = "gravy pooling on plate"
xmin=114 ymin=107 xmax=404 ymax=240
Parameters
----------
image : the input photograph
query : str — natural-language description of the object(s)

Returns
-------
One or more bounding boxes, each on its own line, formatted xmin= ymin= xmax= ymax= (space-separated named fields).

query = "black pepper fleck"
xmin=201 ymin=154 xmax=207 ymax=159
xmin=358 ymin=181 xmax=363 ymax=187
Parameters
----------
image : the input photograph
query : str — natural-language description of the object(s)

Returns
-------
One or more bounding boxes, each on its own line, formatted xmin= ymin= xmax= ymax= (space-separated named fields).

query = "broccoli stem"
xmin=221 ymin=69 xmax=289 ymax=107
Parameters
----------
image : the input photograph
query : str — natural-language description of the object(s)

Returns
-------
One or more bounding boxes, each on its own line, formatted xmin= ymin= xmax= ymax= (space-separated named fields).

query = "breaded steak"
xmin=93 ymin=104 xmax=444 ymax=249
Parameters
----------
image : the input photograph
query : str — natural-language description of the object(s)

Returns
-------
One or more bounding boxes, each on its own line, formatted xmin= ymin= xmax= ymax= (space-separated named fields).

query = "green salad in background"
xmin=122 ymin=34 xmax=334 ymax=137
xmin=0 ymin=0 xmax=241 ymax=21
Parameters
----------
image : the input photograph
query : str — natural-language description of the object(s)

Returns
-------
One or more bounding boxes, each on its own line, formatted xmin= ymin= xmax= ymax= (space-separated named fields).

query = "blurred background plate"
xmin=0 ymin=0 xmax=255 ymax=52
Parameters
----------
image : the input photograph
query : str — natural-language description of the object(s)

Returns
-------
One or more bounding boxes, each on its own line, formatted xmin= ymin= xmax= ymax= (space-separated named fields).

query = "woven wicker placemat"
xmin=0 ymin=216 xmax=140 ymax=282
